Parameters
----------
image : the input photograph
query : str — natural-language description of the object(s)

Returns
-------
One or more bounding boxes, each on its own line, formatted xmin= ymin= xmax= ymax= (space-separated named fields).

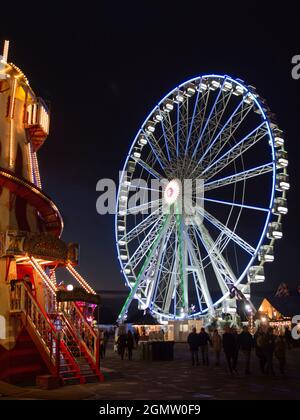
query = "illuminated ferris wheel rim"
xmin=115 ymin=73 xmax=288 ymax=320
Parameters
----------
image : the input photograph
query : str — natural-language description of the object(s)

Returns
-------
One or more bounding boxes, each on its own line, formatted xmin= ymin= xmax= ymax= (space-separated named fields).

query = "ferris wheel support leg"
xmin=145 ymin=227 xmax=170 ymax=309
xmin=118 ymin=214 xmax=171 ymax=321
xmin=186 ymin=234 xmax=215 ymax=316
xmin=195 ymin=218 xmax=236 ymax=295
xmin=175 ymin=212 xmax=189 ymax=313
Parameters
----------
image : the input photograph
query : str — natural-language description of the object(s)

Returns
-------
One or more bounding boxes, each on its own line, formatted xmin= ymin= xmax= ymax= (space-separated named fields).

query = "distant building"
xmin=252 ymin=294 xmax=300 ymax=333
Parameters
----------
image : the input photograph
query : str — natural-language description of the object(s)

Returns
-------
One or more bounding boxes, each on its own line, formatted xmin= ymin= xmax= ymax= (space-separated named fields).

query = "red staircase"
xmin=8 ymin=282 xmax=104 ymax=386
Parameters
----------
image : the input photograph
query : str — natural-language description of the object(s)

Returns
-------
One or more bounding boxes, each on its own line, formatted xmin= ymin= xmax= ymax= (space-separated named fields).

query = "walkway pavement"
xmin=1 ymin=342 xmax=300 ymax=400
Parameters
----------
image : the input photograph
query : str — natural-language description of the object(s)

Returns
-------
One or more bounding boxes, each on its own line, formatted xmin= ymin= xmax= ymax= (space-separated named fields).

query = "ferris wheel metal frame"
xmin=115 ymin=74 xmax=289 ymax=321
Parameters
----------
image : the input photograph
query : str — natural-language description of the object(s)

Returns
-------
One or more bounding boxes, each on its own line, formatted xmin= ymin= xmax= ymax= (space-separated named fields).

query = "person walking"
xmin=238 ymin=326 xmax=254 ymax=374
xmin=254 ymin=327 xmax=267 ymax=374
xmin=187 ymin=327 xmax=199 ymax=366
xmin=275 ymin=335 xmax=286 ymax=374
xmin=264 ymin=327 xmax=275 ymax=375
xmin=198 ymin=328 xmax=212 ymax=366
xmin=232 ymin=327 xmax=239 ymax=372
xmin=222 ymin=327 xmax=237 ymax=374
xmin=127 ymin=331 xmax=134 ymax=360
xmin=117 ymin=332 xmax=127 ymax=361
xmin=134 ymin=328 xmax=140 ymax=348
xmin=212 ymin=329 xmax=222 ymax=366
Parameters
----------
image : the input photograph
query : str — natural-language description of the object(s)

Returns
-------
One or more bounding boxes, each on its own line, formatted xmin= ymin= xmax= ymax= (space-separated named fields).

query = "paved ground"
xmin=1 ymin=341 xmax=300 ymax=400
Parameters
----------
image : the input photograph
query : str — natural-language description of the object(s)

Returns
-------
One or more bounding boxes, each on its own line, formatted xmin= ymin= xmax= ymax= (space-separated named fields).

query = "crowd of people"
xmin=187 ymin=325 xmax=293 ymax=375
xmin=100 ymin=329 xmax=141 ymax=361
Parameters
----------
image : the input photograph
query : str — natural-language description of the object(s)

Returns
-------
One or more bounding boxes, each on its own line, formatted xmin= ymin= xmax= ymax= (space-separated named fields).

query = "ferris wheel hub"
xmin=164 ymin=179 xmax=181 ymax=205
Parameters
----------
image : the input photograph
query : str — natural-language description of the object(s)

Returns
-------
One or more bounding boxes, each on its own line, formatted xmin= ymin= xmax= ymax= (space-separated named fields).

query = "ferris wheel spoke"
xmin=190 ymin=267 xmax=203 ymax=314
xmin=143 ymin=222 xmax=174 ymax=308
xmin=133 ymin=157 xmax=165 ymax=180
xmin=141 ymin=130 xmax=169 ymax=173
xmin=196 ymin=206 xmax=255 ymax=255
xmin=159 ymin=111 xmax=173 ymax=162
xmin=118 ymin=214 xmax=171 ymax=320
xmin=124 ymin=213 xmax=166 ymax=270
xmin=185 ymin=89 xmax=211 ymax=156
xmin=198 ymin=98 xmax=248 ymax=165
xmin=175 ymin=213 xmax=189 ymax=311
xmin=185 ymin=82 xmax=202 ymax=155
xmin=152 ymin=225 xmax=176 ymax=312
xmin=191 ymin=78 xmax=227 ymax=160
xmin=204 ymin=162 xmax=274 ymax=192
xmin=161 ymin=247 xmax=178 ymax=314
xmin=186 ymin=229 xmax=214 ymax=313
xmin=122 ymin=208 xmax=161 ymax=243
xmin=198 ymin=91 xmax=233 ymax=158
xmin=192 ymin=219 xmax=236 ymax=295
xmin=202 ymin=121 xmax=268 ymax=181
xmin=125 ymin=198 xmax=162 ymax=216
xmin=203 ymin=197 xmax=270 ymax=213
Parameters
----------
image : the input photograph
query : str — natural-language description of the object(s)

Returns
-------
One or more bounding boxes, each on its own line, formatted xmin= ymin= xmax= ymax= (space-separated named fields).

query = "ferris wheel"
xmin=116 ymin=74 xmax=289 ymax=321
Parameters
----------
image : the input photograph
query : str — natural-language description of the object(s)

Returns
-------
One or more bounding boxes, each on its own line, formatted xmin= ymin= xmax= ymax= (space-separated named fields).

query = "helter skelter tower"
xmin=0 ymin=41 xmax=103 ymax=385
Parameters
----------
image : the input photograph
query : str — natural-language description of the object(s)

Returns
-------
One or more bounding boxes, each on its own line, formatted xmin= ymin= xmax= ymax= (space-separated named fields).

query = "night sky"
xmin=1 ymin=2 xmax=300 ymax=295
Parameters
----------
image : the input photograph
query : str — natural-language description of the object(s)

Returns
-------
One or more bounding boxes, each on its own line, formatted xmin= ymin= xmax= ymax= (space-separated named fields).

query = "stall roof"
xmin=251 ymin=293 xmax=300 ymax=317
xmin=125 ymin=311 xmax=160 ymax=325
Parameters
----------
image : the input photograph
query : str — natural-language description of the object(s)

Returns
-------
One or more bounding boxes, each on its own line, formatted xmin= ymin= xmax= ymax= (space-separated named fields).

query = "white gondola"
xmin=276 ymin=150 xmax=288 ymax=168
xmin=258 ymin=245 xmax=274 ymax=262
xmin=247 ymin=85 xmax=258 ymax=97
xmin=276 ymin=173 xmax=290 ymax=191
xmin=153 ymin=110 xmax=163 ymax=122
xmin=198 ymin=81 xmax=208 ymax=91
xmin=232 ymin=84 xmax=244 ymax=96
xmin=174 ymin=90 xmax=185 ymax=103
xmin=119 ymin=194 xmax=128 ymax=203
xmin=244 ymin=93 xmax=254 ymax=105
xmin=272 ymin=197 xmax=288 ymax=215
xmin=222 ymin=81 xmax=233 ymax=92
xmin=118 ymin=239 xmax=126 ymax=246
xmin=267 ymin=222 xmax=283 ymax=239
xmin=274 ymin=134 xmax=284 ymax=147
xmin=138 ymin=135 xmax=148 ymax=146
xmin=127 ymin=160 xmax=136 ymax=174
xmin=145 ymin=121 xmax=155 ymax=133
xmin=209 ymin=80 xmax=221 ymax=90
xmin=117 ymin=224 xmax=125 ymax=232
xmin=123 ymin=180 xmax=131 ymax=188
xmin=120 ymin=254 xmax=128 ymax=261
xmin=248 ymin=266 xmax=265 ymax=283
xmin=133 ymin=151 xmax=141 ymax=159
xmin=185 ymin=83 xmax=196 ymax=97
xmin=163 ymin=99 xmax=174 ymax=112
xmin=124 ymin=268 xmax=131 ymax=275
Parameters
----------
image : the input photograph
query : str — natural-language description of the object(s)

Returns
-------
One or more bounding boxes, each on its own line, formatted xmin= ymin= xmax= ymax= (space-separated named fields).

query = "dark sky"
xmin=2 ymin=2 xmax=300 ymax=295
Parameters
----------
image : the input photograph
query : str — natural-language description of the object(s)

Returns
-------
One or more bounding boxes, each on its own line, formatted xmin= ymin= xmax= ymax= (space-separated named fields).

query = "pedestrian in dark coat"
xmin=117 ymin=333 xmax=127 ymax=360
xmin=222 ymin=327 xmax=238 ymax=374
xmin=254 ymin=327 xmax=267 ymax=374
xmin=198 ymin=328 xmax=212 ymax=366
xmin=187 ymin=328 xmax=199 ymax=366
xmin=127 ymin=331 xmax=134 ymax=360
xmin=238 ymin=326 xmax=254 ymax=374
xmin=264 ymin=327 xmax=275 ymax=375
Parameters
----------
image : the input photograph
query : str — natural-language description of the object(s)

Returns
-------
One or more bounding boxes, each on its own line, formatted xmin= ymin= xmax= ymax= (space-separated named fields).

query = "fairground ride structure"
xmin=116 ymin=74 xmax=289 ymax=327
xmin=0 ymin=41 xmax=103 ymax=385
